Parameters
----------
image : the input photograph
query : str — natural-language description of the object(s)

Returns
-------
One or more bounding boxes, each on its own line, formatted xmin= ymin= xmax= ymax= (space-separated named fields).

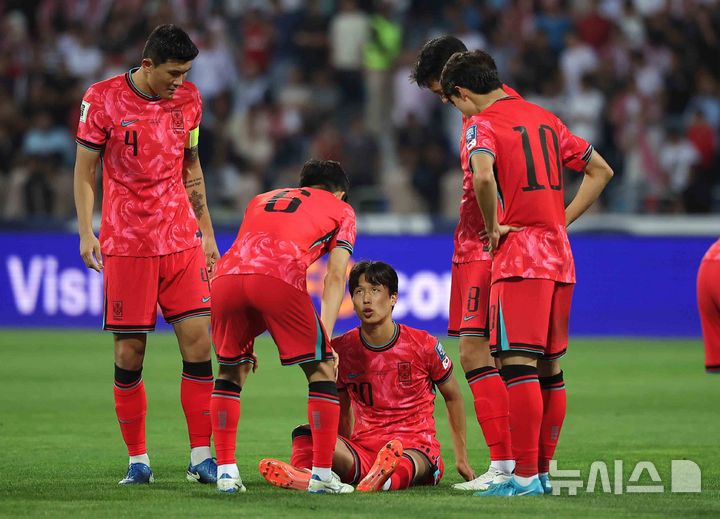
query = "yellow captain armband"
xmin=185 ymin=126 xmax=199 ymax=149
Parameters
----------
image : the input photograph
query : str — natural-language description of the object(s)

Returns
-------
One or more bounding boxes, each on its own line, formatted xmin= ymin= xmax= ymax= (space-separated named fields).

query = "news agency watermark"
xmin=549 ymin=459 xmax=701 ymax=495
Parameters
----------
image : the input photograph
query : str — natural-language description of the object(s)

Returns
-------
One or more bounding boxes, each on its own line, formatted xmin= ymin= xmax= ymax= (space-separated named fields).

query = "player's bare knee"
xmin=538 ymin=358 xmax=561 ymax=377
xmin=174 ymin=318 xmax=212 ymax=361
xmin=458 ymin=336 xmax=493 ymax=371
xmin=113 ymin=333 xmax=146 ymax=370
xmin=301 ymin=359 xmax=335 ymax=382
xmin=217 ymin=362 xmax=251 ymax=387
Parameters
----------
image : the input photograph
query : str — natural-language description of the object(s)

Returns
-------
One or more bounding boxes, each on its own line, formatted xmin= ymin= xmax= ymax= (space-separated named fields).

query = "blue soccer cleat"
xmin=187 ymin=457 xmax=218 ymax=484
xmin=118 ymin=463 xmax=154 ymax=485
xmin=539 ymin=473 xmax=552 ymax=495
xmin=473 ymin=476 xmax=544 ymax=497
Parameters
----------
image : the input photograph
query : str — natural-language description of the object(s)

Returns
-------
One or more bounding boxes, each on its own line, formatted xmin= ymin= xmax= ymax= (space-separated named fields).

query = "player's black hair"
xmin=299 ymin=160 xmax=350 ymax=198
xmin=440 ymin=50 xmax=502 ymax=98
xmin=142 ymin=24 xmax=199 ymax=65
xmin=348 ymin=261 xmax=399 ymax=296
xmin=410 ymin=35 xmax=468 ymax=88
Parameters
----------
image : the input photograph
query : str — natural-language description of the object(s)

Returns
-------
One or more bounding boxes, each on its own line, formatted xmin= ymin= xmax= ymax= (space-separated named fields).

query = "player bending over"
xmin=412 ymin=35 xmax=521 ymax=490
xmin=74 ymin=25 xmax=219 ymax=485
xmin=440 ymin=50 xmax=613 ymax=496
xmin=210 ymin=160 xmax=356 ymax=494
xmin=259 ymin=260 xmax=472 ymax=492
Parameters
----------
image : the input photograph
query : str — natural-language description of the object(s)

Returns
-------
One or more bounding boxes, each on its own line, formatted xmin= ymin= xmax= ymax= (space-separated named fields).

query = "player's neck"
xmin=130 ymin=68 xmax=158 ymax=98
xmin=360 ymin=319 xmax=397 ymax=347
xmin=471 ymin=88 xmax=509 ymax=113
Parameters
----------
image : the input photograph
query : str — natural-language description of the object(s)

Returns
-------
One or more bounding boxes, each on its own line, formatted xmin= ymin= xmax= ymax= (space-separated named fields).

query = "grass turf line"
xmin=0 ymin=330 xmax=718 ymax=518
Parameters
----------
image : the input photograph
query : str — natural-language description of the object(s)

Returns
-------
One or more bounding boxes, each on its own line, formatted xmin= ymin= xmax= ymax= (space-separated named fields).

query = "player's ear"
xmin=390 ymin=292 xmax=398 ymax=306
xmin=140 ymin=57 xmax=155 ymax=71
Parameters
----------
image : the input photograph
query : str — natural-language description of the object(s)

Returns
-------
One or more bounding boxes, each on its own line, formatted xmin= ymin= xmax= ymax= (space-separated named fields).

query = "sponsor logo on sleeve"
xmin=435 ymin=342 xmax=451 ymax=370
xmin=465 ymin=125 xmax=477 ymax=150
xmin=79 ymin=100 xmax=90 ymax=123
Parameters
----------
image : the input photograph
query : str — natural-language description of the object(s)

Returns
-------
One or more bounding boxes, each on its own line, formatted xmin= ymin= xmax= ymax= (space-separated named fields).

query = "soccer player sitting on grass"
xmin=210 ymin=160 xmax=356 ymax=494
xmin=440 ymin=50 xmax=613 ymax=496
xmin=259 ymin=260 xmax=473 ymax=492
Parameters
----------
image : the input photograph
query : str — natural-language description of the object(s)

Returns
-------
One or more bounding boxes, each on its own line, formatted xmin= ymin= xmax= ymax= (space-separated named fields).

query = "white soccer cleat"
xmin=307 ymin=473 xmax=354 ymax=494
xmin=452 ymin=467 xmax=512 ymax=491
xmin=217 ymin=473 xmax=247 ymax=493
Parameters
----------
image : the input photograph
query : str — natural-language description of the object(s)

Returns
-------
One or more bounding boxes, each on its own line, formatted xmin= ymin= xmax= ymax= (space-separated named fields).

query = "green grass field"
xmin=1 ymin=330 xmax=718 ymax=518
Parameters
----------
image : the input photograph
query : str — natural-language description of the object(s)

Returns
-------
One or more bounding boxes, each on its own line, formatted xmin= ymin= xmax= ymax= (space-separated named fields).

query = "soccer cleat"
xmin=356 ymin=439 xmax=403 ymax=492
xmin=118 ymin=463 xmax=154 ymax=485
xmin=473 ymin=476 xmax=544 ymax=497
xmin=307 ymin=473 xmax=354 ymax=494
xmin=452 ymin=466 xmax=512 ymax=491
xmin=186 ymin=457 xmax=218 ymax=484
xmin=259 ymin=458 xmax=312 ymax=490
xmin=539 ymin=473 xmax=552 ymax=495
xmin=217 ymin=473 xmax=246 ymax=493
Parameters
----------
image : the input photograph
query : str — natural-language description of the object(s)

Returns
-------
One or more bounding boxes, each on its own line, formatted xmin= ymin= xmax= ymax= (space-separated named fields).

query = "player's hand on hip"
xmin=202 ymin=234 xmax=220 ymax=274
xmin=331 ymin=348 xmax=340 ymax=381
xmin=480 ymin=224 xmax=522 ymax=241
xmin=456 ymin=460 xmax=475 ymax=481
xmin=80 ymin=234 xmax=103 ymax=272
xmin=485 ymin=225 xmax=501 ymax=253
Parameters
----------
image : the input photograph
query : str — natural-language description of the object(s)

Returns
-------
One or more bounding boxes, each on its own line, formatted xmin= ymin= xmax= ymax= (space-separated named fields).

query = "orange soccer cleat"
xmin=258 ymin=459 xmax=312 ymax=491
xmin=356 ymin=439 xmax=404 ymax=492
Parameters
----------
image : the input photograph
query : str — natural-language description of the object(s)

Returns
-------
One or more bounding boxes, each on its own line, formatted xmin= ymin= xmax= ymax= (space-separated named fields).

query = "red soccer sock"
xmin=210 ymin=379 xmax=242 ymax=466
xmin=181 ymin=360 xmax=213 ymax=449
xmin=465 ymin=367 xmax=513 ymax=461
xmin=290 ymin=425 xmax=314 ymax=470
xmin=538 ymin=371 xmax=567 ymax=473
xmin=501 ymin=364 xmax=543 ymax=478
xmin=113 ymin=365 xmax=147 ymax=456
xmin=307 ymin=381 xmax=340 ymax=469
xmin=389 ymin=455 xmax=415 ymax=490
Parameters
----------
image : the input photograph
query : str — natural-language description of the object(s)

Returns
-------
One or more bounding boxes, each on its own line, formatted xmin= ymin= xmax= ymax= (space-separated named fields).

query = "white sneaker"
xmin=307 ymin=473 xmax=354 ymax=494
xmin=452 ymin=467 xmax=512 ymax=491
xmin=217 ymin=473 xmax=247 ymax=493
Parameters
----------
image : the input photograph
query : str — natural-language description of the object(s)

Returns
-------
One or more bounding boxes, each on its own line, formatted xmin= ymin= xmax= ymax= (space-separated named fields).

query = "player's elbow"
xmin=472 ymin=170 xmax=495 ymax=190
xmin=323 ymin=269 xmax=346 ymax=289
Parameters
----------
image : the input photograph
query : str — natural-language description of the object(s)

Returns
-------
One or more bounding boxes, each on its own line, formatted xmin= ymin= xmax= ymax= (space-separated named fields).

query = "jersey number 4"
xmin=124 ymin=130 xmax=138 ymax=156
xmin=513 ymin=125 xmax=562 ymax=192
xmin=264 ymin=189 xmax=311 ymax=213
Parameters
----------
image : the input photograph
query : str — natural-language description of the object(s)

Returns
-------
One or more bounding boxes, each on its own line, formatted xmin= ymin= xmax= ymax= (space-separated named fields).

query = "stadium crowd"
xmin=0 ymin=0 xmax=718 ymax=226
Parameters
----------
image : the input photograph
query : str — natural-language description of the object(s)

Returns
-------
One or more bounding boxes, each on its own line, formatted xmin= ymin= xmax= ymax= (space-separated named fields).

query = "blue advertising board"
xmin=0 ymin=232 xmax=713 ymax=337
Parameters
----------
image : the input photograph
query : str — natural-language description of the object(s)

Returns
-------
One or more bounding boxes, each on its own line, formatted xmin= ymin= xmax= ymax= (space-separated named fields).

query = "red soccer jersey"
xmin=214 ymin=187 xmax=356 ymax=292
xmin=453 ymin=85 xmax=519 ymax=264
xmin=467 ymin=96 xmax=593 ymax=283
xmin=76 ymin=69 xmax=202 ymax=257
xmin=703 ymin=239 xmax=720 ymax=262
xmin=334 ymin=323 xmax=454 ymax=454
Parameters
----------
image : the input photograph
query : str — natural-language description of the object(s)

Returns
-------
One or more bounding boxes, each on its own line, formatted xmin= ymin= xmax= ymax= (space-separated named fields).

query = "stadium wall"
xmin=0 ymin=232 xmax=713 ymax=337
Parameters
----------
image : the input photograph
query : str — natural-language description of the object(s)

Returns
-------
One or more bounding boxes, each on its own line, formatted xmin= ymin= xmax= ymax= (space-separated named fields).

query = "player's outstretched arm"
xmin=338 ymin=388 xmax=354 ymax=438
xmin=437 ymin=376 xmax=475 ymax=481
xmin=470 ymin=152 xmax=500 ymax=252
xmin=565 ymin=150 xmax=614 ymax=227
xmin=73 ymin=144 xmax=103 ymax=272
xmin=321 ymin=247 xmax=351 ymax=338
xmin=183 ymin=146 xmax=220 ymax=272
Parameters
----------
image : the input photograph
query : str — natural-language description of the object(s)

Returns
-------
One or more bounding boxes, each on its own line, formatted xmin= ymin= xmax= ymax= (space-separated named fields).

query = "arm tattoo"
xmin=189 ymin=190 xmax=205 ymax=219
xmin=184 ymin=146 xmax=199 ymax=162
xmin=184 ymin=177 xmax=202 ymax=189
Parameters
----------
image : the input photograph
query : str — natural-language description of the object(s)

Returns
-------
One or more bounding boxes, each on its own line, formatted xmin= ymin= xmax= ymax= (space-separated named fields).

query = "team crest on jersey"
xmin=435 ymin=343 xmax=451 ymax=370
xmin=112 ymin=301 xmax=123 ymax=320
xmin=465 ymin=125 xmax=477 ymax=151
xmin=171 ymin=109 xmax=184 ymax=133
xmin=79 ymin=100 xmax=90 ymax=123
xmin=397 ymin=362 xmax=412 ymax=382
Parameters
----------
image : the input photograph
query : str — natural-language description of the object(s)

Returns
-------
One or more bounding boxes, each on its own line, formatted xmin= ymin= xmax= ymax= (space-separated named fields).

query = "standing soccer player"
xmin=73 ymin=25 xmax=220 ymax=485
xmin=210 ymin=160 xmax=356 ymax=494
xmin=698 ymin=239 xmax=720 ymax=374
xmin=440 ymin=50 xmax=613 ymax=496
xmin=411 ymin=36 xmax=517 ymax=490
xmin=259 ymin=261 xmax=472 ymax=492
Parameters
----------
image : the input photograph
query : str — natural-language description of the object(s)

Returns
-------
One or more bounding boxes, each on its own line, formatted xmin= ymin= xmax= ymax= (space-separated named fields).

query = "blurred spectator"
xmin=329 ymin=0 xmax=369 ymax=108
xmin=0 ymin=0 xmax=718 ymax=223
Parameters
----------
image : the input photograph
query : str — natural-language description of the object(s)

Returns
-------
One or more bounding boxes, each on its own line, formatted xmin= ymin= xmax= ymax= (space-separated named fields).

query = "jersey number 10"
xmin=513 ymin=125 xmax=562 ymax=192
